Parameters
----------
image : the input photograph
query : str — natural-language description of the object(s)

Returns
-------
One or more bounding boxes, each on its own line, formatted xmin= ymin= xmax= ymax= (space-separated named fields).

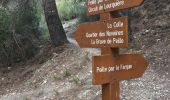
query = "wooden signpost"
xmin=87 ymin=0 xmax=144 ymax=15
xmin=93 ymin=54 xmax=148 ymax=85
xmin=75 ymin=17 xmax=128 ymax=48
xmin=75 ymin=0 xmax=148 ymax=100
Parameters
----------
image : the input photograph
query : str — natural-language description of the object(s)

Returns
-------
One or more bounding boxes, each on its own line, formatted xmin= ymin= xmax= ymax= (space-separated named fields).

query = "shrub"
xmin=57 ymin=0 xmax=99 ymax=22
xmin=0 ymin=7 xmax=11 ymax=44
xmin=57 ymin=0 xmax=81 ymax=20
xmin=0 ymin=0 xmax=41 ymax=67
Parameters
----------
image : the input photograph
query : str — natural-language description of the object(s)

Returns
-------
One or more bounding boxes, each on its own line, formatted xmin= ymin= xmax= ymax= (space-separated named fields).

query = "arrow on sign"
xmin=87 ymin=0 xmax=144 ymax=15
xmin=92 ymin=54 xmax=149 ymax=85
xmin=75 ymin=17 xmax=128 ymax=48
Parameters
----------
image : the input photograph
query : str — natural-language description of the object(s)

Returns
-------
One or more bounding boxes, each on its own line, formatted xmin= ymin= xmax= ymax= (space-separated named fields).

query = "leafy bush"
xmin=0 ymin=7 xmax=12 ymax=66
xmin=57 ymin=0 xmax=99 ymax=22
xmin=0 ymin=7 xmax=11 ymax=43
xmin=57 ymin=0 xmax=81 ymax=20
xmin=0 ymin=0 xmax=42 ymax=67
xmin=36 ymin=1 xmax=50 ymax=41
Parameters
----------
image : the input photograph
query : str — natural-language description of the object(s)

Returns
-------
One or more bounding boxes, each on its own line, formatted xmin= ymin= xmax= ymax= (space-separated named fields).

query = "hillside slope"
xmin=120 ymin=0 xmax=170 ymax=99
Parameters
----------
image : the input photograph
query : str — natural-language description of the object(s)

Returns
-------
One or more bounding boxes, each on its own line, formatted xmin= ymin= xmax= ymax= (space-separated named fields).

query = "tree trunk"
xmin=42 ymin=0 xmax=68 ymax=46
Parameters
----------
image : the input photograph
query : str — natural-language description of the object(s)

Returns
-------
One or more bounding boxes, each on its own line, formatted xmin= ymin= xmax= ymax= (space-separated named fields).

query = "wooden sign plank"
xmin=87 ymin=0 xmax=144 ymax=15
xmin=75 ymin=17 xmax=128 ymax=48
xmin=92 ymin=54 xmax=149 ymax=85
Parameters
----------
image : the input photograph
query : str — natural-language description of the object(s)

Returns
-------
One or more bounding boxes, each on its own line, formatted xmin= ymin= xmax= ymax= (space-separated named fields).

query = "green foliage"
xmin=73 ymin=76 xmax=80 ymax=84
xmin=0 ymin=8 xmax=11 ymax=43
xmin=57 ymin=0 xmax=99 ymax=22
xmin=0 ymin=0 xmax=43 ymax=67
xmin=64 ymin=69 xmax=71 ymax=78
xmin=35 ymin=1 xmax=50 ymax=41
xmin=58 ymin=0 xmax=77 ymax=20
xmin=57 ymin=0 xmax=82 ymax=20
xmin=14 ymin=0 xmax=40 ymax=37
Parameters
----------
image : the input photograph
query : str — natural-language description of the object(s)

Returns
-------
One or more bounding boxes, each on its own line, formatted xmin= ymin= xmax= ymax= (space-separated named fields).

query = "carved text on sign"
xmin=75 ymin=17 xmax=128 ymax=48
xmin=92 ymin=54 xmax=148 ymax=85
xmin=87 ymin=0 xmax=144 ymax=15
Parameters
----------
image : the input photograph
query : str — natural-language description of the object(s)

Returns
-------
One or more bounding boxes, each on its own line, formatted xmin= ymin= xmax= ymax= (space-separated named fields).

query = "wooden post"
xmin=100 ymin=12 xmax=120 ymax=100
xmin=101 ymin=48 xmax=120 ymax=100
xmin=102 ymin=80 xmax=120 ymax=100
